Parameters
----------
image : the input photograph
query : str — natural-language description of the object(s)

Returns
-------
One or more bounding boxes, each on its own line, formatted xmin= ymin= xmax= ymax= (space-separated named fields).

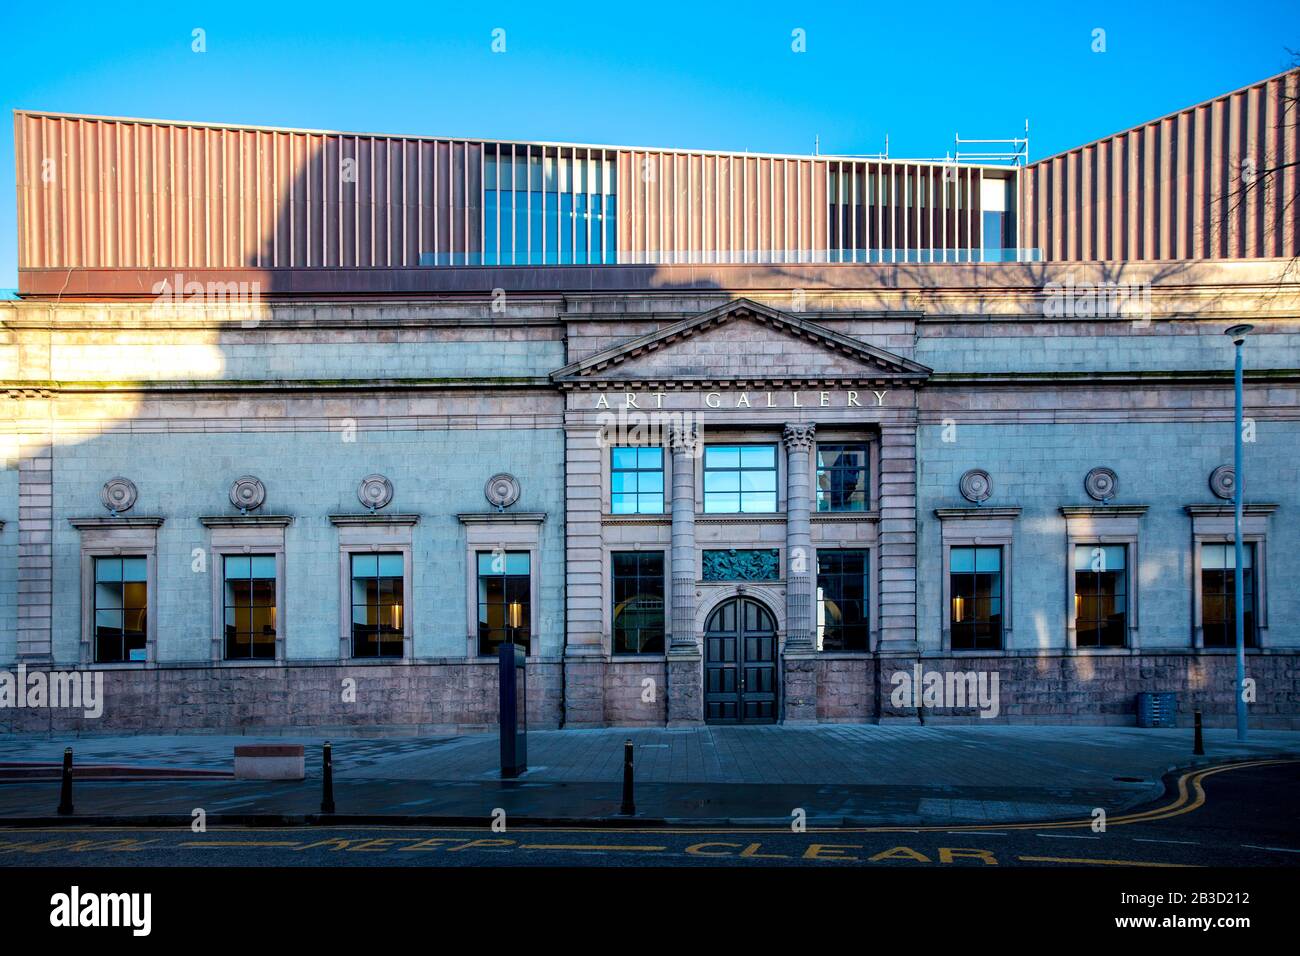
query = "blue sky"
xmin=1 ymin=0 xmax=1297 ymax=286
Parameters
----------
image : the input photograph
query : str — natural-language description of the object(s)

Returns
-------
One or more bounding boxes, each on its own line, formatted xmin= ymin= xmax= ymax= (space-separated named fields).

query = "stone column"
xmin=666 ymin=425 xmax=702 ymax=725
xmin=17 ymin=405 xmax=54 ymax=665
xmin=561 ymin=422 xmax=606 ymax=727
xmin=782 ymin=422 xmax=817 ymax=722
xmin=876 ymin=422 xmax=921 ymax=722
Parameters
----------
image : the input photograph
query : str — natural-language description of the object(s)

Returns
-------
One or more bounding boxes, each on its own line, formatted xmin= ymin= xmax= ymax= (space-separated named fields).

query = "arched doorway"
xmin=704 ymin=596 xmax=778 ymax=724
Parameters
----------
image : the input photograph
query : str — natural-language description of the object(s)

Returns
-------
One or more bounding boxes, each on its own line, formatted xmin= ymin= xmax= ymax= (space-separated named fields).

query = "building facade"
xmin=3 ymin=71 xmax=1299 ymax=733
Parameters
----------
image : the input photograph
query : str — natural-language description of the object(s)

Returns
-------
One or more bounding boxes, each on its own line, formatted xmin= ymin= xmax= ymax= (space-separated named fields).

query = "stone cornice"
xmin=934 ymin=507 xmax=1023 ymax=520
xmin=68 ymin=517 xmax=166 ymax=529
xmin=811 ymin=511 xmax=881 ymax=522
xmin=1183 ymin=503 xmax=1278 ymax=517
xmin=693 ymin=513 xmax=788 ymax=525
xmin=19 ymin=258 xmax=1295 ymax=299
xmin=929 ymin=369 xmax=1300 ymax=386
xmin=600 ymin=511 xmax=883 ymax=525
xmin=456 ymin=512 xmax=546 ymax=525
xmin=1059 ymin=505 xmax=1149 ymax=518
xmin=199 ymin=515 xmax=295 ymax=528
xmin=328 ymin=513 xmax=421 ymax=527
xmin=2 ymin=377 xmax=553 ymax=395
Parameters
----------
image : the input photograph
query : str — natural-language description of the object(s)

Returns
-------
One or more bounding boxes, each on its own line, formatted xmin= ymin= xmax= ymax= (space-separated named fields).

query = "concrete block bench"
xmin=234 ymin=745 xmax=305 ymax=781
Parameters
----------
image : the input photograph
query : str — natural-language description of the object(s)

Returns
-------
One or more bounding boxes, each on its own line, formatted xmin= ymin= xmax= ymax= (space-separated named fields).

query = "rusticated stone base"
xmin=561 ymin=658 xmax=668 ymax=727
xmin=605 ymin=659 xmax=667 ymax=725
xmin=666 ymin=653 xmax=703 ymax=725
xmin=562 ymin=658 xmax=607 ymax=728
xmin=816 ymin=656 xmax=878 ymax=721
xmin=894 ymin=652 xmax=1300 ymax=728
xmin=781 ymin=653 xmax=818 ymax=723
xmin=0 ymin=651 xmax=1296 ymax=733
xmin=0 ymin=660 xmax=564 ymax=736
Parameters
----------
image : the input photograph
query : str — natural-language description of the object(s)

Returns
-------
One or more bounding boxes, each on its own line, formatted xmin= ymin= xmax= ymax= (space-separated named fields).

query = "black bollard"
xmin=57 ymin=747 xmax=73 ymax=816
xmin=321 ymin=741 xmax=336 ymax=814
xmin=1193 ymin=710 xmax=1204 ymax=756
xmin=620 ymin=739 xmax=635 ymax=816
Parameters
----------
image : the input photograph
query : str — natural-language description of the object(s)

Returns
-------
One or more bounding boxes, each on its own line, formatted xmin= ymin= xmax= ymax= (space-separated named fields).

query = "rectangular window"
xmin=611 ymin=551 xmax=665 ymax=654
xmin=980 ymin=176 xmax=1013 ymax=262
xmin=610 ymin=446 xmax=664 ymax=514
xmin=815 ymin=443 xmax=869 ymax=512
xmin=224 ymin=555 xmax=277 ymax=661
xmin=93 ymin=556 xmax=148 ymax=663
xmin=816 ymin=550 xmax=869 ymax=651
xmin=1201 ymin=543 xmax=1257 ymax=648
xmin=950 ymin=546 xmax=1003 ymax=650
xmin=478 ymin=551 xmax=531 ymax=657
xmin=703 ymin=444 xmax=777 ymax=514
xmin=1074 ymin=544 xmax=1127 ymax=648
xmin=351 ymin=553 xmax=404 ymax=658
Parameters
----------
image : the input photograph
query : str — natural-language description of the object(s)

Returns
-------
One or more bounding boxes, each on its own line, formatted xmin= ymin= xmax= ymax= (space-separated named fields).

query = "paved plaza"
xmin=1 ymin=725 xmax=1296 ymax=826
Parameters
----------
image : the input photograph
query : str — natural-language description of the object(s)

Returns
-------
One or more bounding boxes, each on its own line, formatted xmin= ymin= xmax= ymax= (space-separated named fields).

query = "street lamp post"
xmin=1225 ymin=324 xmax=1253 ymax=742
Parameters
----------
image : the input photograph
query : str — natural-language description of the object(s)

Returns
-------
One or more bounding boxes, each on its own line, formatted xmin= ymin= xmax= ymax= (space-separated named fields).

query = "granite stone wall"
xmin=0 ymin=661 xmax=565 ymax=735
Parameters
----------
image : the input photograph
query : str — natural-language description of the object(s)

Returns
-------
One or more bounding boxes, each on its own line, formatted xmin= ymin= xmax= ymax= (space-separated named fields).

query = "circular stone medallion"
xmin=229 ymin=475 xmax=266 ymax=512
xmin=357 ymin=474 xmax=394 ymax=510
xmin=101 ymin=477 xmax=138 ymax=514
xmin=1208 ymin=465 xmax=1235 ymax=501
xmin=959 ymin=469 xmax=992 ymax=503
xmin=1084 ymin=467 xmax=1119 ymax=502
xmin=484 ymin=473 xmax=521 ymax=509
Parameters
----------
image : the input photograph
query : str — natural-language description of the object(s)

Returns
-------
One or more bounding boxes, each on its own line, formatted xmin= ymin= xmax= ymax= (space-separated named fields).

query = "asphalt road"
xmin=1 ymin=759 xmax=1295 ymax=868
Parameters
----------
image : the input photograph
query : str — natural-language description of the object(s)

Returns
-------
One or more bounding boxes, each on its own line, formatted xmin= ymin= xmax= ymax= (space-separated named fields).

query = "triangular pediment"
xmin=551 ymin=298 xmax=930 ymax=388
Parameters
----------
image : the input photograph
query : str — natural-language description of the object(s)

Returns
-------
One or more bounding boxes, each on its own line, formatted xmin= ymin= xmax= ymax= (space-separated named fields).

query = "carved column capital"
xmin=668 ymin=424 xmax=700 ymax=455
xmin=782 ymin=422 xmax=817 ymax=451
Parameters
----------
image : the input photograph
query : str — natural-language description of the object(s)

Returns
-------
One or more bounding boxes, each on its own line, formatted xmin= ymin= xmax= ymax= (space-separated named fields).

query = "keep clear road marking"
xmin=683 ymin=843 xmax=1000 ymax=864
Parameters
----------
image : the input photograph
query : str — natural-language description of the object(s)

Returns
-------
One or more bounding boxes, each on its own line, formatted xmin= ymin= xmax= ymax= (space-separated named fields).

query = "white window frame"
xmin=1185 ymin=504 xmax=1275 ymax=650
xmin=457 ymin=511 xmax=546 ymax=658
xmin=201 ymin=515 xmax=292 ymax=664
xmin=935 ymin=507 xmax=1020 ymax=653
xmin=70 ymin=517 xmax=164 ymax=667
xmin=329 ymin=513 xmax=419 ymax=661
xmin=1061 ymin=506 xmax=1147 ymax=652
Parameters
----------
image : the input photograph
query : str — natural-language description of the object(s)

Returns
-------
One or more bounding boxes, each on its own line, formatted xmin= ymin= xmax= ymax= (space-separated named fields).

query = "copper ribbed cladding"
xmin=1023 ymin=69 xmax=1300 ymax=261
xmin=15 ymin=68 xmax=1298 ymax=276
xmin=615 ymin=151 xmax=988 ymax=264
xmin=14 ymin=110 xmax=1007 ymax=274
xmin=15 ymin=113 xmax=482 ymax=270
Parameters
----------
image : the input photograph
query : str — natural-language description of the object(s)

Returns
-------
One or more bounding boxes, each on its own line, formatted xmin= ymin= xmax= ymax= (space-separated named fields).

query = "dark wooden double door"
xmin=704 ymin=597 xmax=777 ymax=724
